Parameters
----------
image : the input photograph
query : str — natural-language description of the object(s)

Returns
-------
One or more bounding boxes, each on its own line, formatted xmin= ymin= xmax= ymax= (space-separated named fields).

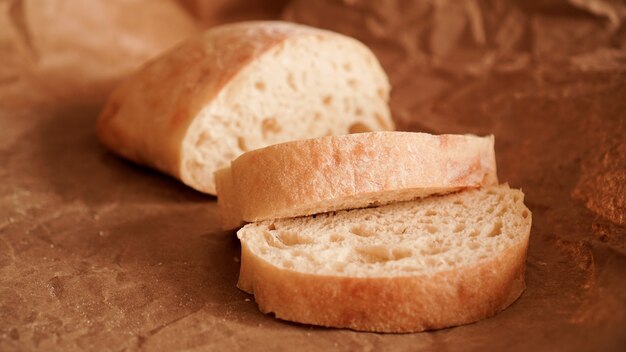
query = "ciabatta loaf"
xmin=237 ymin=185 xmax=531 ymax=333
xmin=217 ymin=132 xmax=497 ymax=229
xmin=97 ymin=21 xmax=393 ymax=194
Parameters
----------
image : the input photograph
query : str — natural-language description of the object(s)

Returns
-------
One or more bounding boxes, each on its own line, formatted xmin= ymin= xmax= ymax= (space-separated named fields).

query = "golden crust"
xmin=238 ymin=235 xmax=528 ymax=333
xmin=220 ymin=132 xmax=497 ymax=229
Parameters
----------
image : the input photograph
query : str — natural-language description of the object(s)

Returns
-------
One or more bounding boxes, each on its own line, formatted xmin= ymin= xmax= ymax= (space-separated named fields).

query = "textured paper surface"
xmin=0 ymin=0 xmax=198 ymax=108
xmin=1 ymin=0 xmax=625 ymax=350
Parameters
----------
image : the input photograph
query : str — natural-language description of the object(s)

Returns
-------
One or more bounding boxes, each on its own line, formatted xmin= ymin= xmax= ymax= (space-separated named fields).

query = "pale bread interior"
xmin=181 ymin=33 xmax=392 ymax=194
xmin=238 ymin=185 xmax=531 ymax=285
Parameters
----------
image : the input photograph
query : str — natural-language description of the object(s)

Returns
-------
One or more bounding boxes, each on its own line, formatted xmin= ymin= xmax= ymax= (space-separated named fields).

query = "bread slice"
xmin=237 ymin=184 xmax=531 ymax=333
xmin=217 ymin=132 xmax=498 ymax=229
xmin=96 ymin=21 xmax=393 ymax=195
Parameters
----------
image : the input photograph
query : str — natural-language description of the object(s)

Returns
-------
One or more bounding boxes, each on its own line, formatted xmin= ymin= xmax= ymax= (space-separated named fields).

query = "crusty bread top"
xmin=96 ymin=21 xmax=392 ymax=194
xmin=217 ymin=132 xmax=497 ymax=229
xmin=237 ymin=185 xmax=531 ymax=332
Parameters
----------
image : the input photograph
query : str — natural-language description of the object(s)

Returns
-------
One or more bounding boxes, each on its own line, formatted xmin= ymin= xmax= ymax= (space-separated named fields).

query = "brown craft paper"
xmin=1 ymin=0 xmax=625 ymax=350
xmin=0 ymin=0 xmax=198 ymax=108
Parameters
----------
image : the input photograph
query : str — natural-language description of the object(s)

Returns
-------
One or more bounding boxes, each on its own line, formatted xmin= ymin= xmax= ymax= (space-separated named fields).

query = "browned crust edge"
xmin=225 ymin=132 xmax=497 ymax=226
xmin=238 ymin=235 xmax=529 ymax=333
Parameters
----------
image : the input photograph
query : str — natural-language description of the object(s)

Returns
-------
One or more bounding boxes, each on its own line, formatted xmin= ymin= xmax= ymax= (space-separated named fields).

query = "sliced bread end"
xmin=237 ymin=184 xmax=531 ymax=332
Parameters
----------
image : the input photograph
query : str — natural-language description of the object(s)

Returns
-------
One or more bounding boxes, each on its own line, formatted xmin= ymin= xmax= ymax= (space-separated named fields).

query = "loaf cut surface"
xmin=97 ymin=21 xmax=392 ymax=194
xmin=237 ymin=185 xmax=531 ymax=332
xmin=217 ymin=132 xmax=497 ymax=229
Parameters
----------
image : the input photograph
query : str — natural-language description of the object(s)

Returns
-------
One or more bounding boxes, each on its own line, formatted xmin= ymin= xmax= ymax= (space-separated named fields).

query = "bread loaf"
xmin=217 ymin=132 xmax=497 ymax=229
xmin=237 ymin=184 xmax=531 ymax=332
xmin=97 ymin=21 xmax=393 ymax=194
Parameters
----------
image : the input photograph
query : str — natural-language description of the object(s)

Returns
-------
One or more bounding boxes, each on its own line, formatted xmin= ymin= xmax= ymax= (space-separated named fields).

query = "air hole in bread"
xmin=392 ymin=223 xmax=409 ymax=235
xmin=469 ymin=230 xmax=479 ymax=237
xmin=263 ymin=232 xmax=285 ymax=248
xmin=287 ymin=73 xmax=297 ymax=90
xmin=237 ymin=137 xmax=248 ymax=152
xmin=255 ymin=81 xmax=266 ymax=91
xmin=261 ymin=117 xmax=281 ymax=138
xmin=348 ymin=122 xmax=373 ymax=134
xmin=426 ymin=225 xmax=438 ymax=234
xmin=356 ymin=246 xmax=409 ymax=264
xmin=425 ymin=257 xmax=437 ymax=266
xmin=355 ymin=107 xmax=363 ymax=116
xmin=313 ymin=33 xmax=325 ymax=41
xmin=391 ymin=248 xmax=412 ymax=260
xmin=375 ymin=113 xmax=390 ymax=129
xmin=329 ymin=234 xmax=344 ymax=242
xmin=343 ymin=62 xmax=352 ymax=72
xmin=453 ymin=200 xmax=464 ymax=205
xmin=349 ymin=225 xmax=376 ymax=237
xmin=421 ymin=244 xmax=449 ymax=256
xmin=347 ymin=79 xmax=357 ymax=88
xmin=292 ymin=249 xmax=318 ymax=263
xmin=425 ymin=210 xmax=437 ymax=216
xmin=522 ymin=210 xmax=530 ymax=219
xmin=377 ymin=88 xmax=386 ymax=100
xmin=454 ymin=223 xmax=465 ymax=233
xmin=267 ymin=223 xmax=276 ymax=231
xmin=196 ymin=131 xmax=210 ymax=147
xmin=282 ymin=260 xmax=294 ymax=269
xmin=366 ymin=200 xmax=381 ymax=207
xmin=187 ymin=159 xmax=203 ymax=172
xmin=331 ymin=262 xmax=346 ymax=272
xmin=484 ymin=221 xmax=503 ymax=237
xmin=277 ymin=231 xmax=314 ymax=246
xmin=232 ymin=103 xmax=243 ymax=113
xmin=322 ymin=95 xmax=333 ymax=106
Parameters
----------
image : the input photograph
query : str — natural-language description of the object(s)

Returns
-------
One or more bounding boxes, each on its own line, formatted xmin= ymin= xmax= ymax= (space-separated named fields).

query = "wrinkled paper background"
xmin=1 ymin=0 xmax=624 ymax=350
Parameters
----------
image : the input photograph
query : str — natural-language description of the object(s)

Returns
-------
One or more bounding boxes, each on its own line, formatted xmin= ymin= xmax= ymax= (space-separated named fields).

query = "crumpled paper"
xmin=1 ymin=0 xmax=625 ymax=351
xmin=0 ymin=0 xmax=198 ymax=108
xmin=178 ymin=0 xmax=289 ymax=27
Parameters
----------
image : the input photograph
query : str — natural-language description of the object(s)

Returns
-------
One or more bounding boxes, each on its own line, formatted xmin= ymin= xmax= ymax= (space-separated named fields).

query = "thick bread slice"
xmin=237 ymin=185 xmax=531 ymax=333
xmin=217 ymin=132 xmax=497 ymax=229
xmin=96 ymin=21 xmax=393 ymax=195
